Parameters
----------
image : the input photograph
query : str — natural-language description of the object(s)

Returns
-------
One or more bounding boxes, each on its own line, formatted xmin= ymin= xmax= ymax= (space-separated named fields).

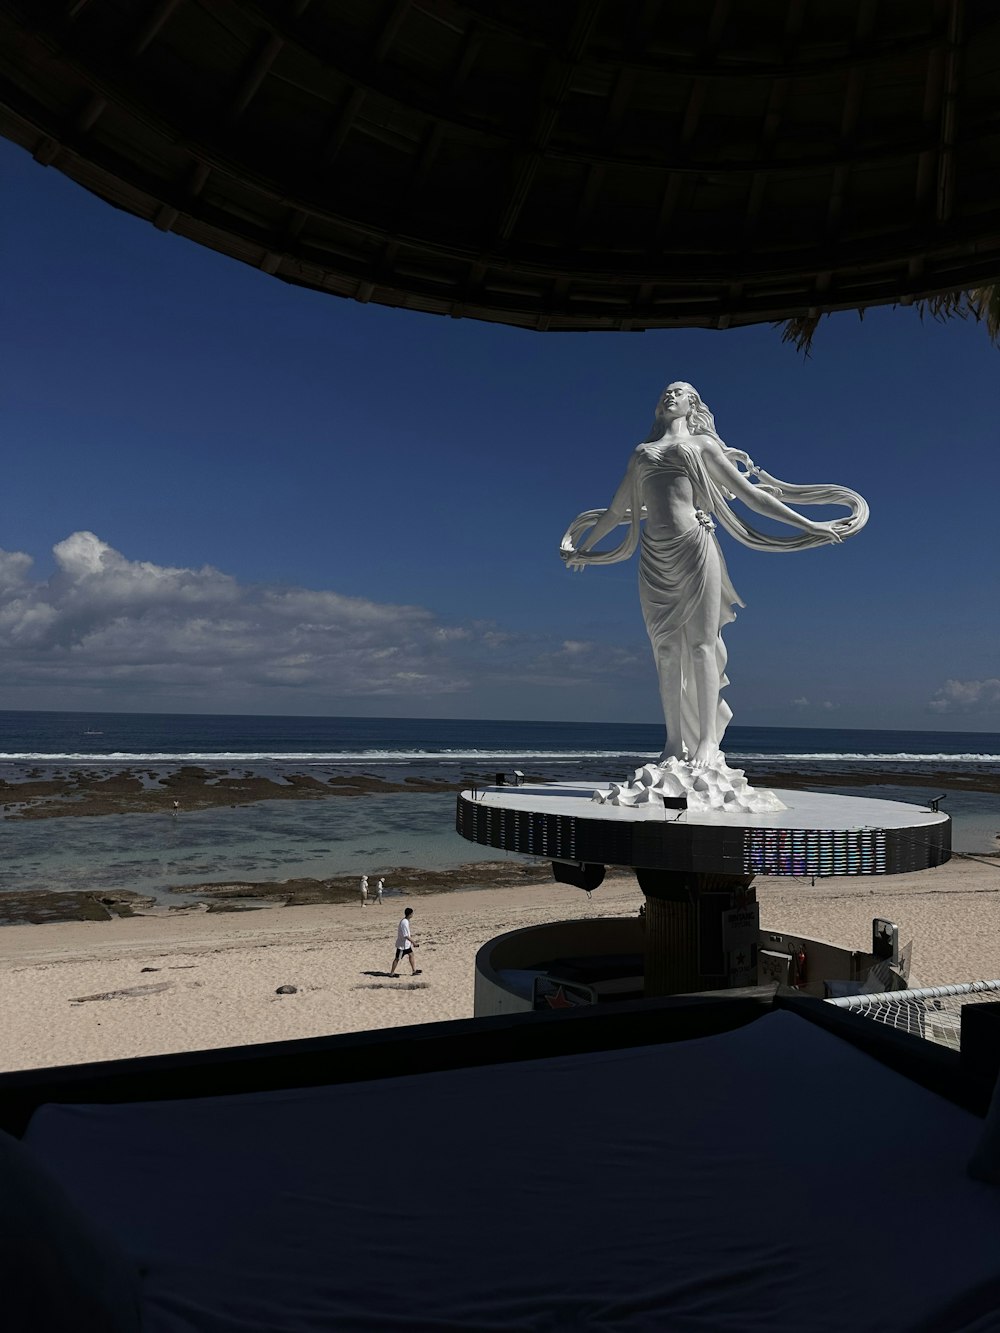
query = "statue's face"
xmin=661 ymin=383 xmax=692 ymax=418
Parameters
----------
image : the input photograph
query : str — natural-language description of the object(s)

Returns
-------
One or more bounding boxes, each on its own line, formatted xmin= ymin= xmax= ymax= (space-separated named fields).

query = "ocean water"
xmin=1 ymin=711 xmax=997 ymax=905
xmin=3 ymin=710 xmax=999 ymax=773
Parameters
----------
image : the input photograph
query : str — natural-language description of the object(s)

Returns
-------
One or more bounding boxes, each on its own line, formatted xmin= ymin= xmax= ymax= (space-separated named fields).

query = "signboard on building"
xmin=723 ymin=903 xmax=760 ymax=987
xmin=758 ymin=949 xmax=793 ymax=986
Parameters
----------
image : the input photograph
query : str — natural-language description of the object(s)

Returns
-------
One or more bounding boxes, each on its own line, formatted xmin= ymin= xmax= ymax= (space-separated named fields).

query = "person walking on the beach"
xmin=389 ymin=907 xmax=418 ymax=976
xmin=360 ymin=874 xmax=369 ymax=907
xmin=375 ymin=877 xmax=384 ymax=905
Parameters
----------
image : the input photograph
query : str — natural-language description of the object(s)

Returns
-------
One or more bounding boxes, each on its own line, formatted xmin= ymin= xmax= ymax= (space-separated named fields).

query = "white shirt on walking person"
xmin=375 ymin=878 xmax=384 ymax=904
xmin=396 ymin=915 xmax=411 ymax=950
xmin=390 ymin=907 xmax=417 ymax=976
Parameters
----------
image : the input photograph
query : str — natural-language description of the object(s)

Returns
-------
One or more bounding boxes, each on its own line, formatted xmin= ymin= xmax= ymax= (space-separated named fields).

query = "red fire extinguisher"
xmin=793 ymin=946 xmax=807 ymax=988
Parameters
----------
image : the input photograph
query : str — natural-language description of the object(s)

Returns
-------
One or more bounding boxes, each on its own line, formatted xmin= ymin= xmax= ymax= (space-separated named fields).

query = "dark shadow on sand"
xmin=360 ymin=969 xmax=423 ymax=979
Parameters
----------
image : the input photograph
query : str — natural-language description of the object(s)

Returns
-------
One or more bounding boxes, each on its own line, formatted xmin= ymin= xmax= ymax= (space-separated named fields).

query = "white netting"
xmin=825 ymin=980 xmax=1000 ymax=1051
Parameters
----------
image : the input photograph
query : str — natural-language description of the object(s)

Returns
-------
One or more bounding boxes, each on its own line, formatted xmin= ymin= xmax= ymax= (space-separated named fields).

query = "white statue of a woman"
xmin=560 ymin=382 xmax=868 ymax=809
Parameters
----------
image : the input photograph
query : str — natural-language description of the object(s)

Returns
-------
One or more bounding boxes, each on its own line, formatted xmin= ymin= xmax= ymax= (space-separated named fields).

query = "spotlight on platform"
xmin=552 ymin=861 xmax=606 ymax=893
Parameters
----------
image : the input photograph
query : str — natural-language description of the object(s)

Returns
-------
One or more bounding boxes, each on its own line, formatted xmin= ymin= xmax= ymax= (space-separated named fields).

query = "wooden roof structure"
xmin=2 ymin=0 xmax=999 ymax=332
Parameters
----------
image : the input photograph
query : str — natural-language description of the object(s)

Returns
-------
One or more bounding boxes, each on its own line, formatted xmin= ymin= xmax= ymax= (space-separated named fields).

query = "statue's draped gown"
xmin=633 ymin=441 xmax=741 ymax=757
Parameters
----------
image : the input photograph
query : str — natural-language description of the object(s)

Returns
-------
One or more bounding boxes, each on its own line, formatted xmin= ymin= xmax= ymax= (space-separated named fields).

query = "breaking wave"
xmin=0 ymin=749 xmax=998 ymax=764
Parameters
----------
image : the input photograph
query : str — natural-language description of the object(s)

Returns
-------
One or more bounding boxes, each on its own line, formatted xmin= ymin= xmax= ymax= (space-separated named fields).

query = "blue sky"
xmin=1 ymin=136 xmax=998 ymax=732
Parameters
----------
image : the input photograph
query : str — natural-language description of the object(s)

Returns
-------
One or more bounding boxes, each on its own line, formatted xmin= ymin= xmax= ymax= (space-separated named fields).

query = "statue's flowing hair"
xmin=645 ymin=382 xmax=721 ymax=444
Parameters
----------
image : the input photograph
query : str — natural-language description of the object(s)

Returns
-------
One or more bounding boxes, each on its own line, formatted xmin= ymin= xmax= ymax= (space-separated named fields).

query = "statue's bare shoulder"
xmin=688 ymin=431 xmax=721 ymax=454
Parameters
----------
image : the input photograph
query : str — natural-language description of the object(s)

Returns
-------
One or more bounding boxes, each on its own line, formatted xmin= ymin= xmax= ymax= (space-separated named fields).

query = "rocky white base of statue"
xmin=593 ymin=756 xmax=787 ymax=814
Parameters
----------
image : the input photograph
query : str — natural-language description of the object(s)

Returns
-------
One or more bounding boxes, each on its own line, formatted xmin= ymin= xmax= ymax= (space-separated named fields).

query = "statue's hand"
xmin=807 ymin=519 xmax=846 ymax=544
xmin=561 ymin=546 xmax=588 ymax=572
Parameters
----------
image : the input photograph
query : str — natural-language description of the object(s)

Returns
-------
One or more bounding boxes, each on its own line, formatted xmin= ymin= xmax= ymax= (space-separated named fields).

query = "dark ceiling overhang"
xmin=2 ymin=0 xmax=999 ymax=331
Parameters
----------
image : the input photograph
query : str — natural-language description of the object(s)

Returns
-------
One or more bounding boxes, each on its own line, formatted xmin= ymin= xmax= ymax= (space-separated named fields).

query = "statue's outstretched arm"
xmin=560 ymin=455 xmax=640 ymax=570
xmin=701 ymin=438 xmax=858 ymax=545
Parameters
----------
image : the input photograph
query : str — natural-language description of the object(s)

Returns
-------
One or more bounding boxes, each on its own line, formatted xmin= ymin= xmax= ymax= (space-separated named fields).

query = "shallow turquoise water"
xmin=0 ymin=793 xmax=509 ymax=904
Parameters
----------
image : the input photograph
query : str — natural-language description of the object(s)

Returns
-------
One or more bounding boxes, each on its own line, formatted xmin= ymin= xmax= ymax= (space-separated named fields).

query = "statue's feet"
xmin=658 ymin=745 xmax=687 ymax=765
xmin=691 ymin=742 xmax=721 ymax=771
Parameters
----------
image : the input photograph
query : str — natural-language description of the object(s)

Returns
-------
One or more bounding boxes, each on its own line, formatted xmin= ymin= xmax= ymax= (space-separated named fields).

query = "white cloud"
xmin=0 ymin=532 xmax=648 ymax=711
xmin=791 ymin=697 xmax=810 ymax=708
xmin=928 ymin=678 xmax=1000 ymax=713
xmin=0 ymin=550 xmax=32 ymax=596
xmin=0 ymin=533 xmax=467 ymax=704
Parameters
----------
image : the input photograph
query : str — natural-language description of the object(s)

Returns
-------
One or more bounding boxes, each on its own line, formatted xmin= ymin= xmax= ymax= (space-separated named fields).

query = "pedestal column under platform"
xmin=637 ymin=869 xmax=756 ymax=997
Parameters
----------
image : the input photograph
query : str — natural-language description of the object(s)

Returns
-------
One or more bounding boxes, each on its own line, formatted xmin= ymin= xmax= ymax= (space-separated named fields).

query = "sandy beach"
xmin=1 ymin=854 xmax=999 ymax=1073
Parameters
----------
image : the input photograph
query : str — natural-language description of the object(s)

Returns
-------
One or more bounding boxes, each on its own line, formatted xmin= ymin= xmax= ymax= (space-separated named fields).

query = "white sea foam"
xmin=730 ymin=752 xmax=1000 ymax=764
xmin=0 ymin=749 xmax=651 ymax=763
xmin=0 ymin=749 xmax=998 ymax=765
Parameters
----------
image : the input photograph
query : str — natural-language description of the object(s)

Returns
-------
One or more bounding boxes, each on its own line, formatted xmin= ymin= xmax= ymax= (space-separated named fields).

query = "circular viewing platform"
xmin=456 ymin=781 xmax=951 ymax=878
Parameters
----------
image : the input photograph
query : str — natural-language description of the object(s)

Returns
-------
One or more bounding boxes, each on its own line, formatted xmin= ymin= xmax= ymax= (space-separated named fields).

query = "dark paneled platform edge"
xmin=456 ymin=794 xmax=951 ymax=876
